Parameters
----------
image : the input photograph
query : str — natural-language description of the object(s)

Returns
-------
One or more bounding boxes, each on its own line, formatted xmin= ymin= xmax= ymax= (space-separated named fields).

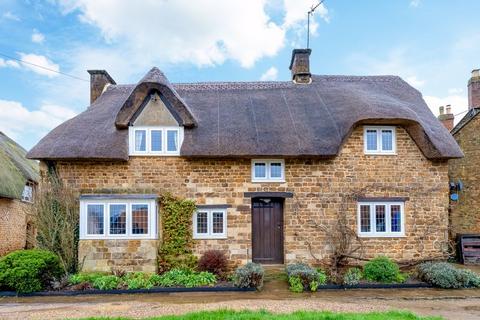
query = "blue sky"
xmin=0 ymin=0 xmax=479 ymax=150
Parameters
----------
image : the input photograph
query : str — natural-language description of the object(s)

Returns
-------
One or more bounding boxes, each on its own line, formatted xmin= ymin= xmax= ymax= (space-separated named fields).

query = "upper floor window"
xmin=364 ymin=126 xmax=396 ymax=155
xmin=21 ymin=184 xmax=34 ymax=203
xmin=129 ymin=126 xmax=183 ymax=156
xmin=357 ymin=201 xmax=405 ymax=237
xmin=80 ymin=198 xmax=157 ymax=239
xmin=251 ymin=159 xmax=285 ymax=182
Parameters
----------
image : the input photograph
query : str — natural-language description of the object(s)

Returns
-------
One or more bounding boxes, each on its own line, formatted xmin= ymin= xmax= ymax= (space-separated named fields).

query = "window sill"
xmin=193 ymin=235 xmax=228 ymax=240
xmin=251 ymin=179 xmax=286 ymax=183
xmin=80 ymin=235 xmax=158 ymax=240
xmin=363 ymin=152 xmax=397 ymax=156
xmin=358 ymin=234 xmax=406 ymax=238
xmin=129 ymin=153 xmax=180 ymax=157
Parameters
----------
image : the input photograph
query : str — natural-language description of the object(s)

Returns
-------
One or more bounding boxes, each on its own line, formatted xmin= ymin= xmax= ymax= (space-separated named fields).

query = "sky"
xmin=0 ymin=0 xmax=479 ymax=150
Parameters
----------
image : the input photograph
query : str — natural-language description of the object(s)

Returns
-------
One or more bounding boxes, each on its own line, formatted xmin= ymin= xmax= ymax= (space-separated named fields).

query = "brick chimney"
xmin=289 ymin=49 xmax=312 ymax=84
xmin=468 ymin=68 xmax=480 ymax=109
xmin=87 ymin=70 xmax=116 ymax=104
xmin=437 ymin=105 xmax=454 ymax=131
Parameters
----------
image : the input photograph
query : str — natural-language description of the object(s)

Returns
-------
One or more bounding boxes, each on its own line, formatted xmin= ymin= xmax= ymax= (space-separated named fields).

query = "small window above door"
xmin=251 ymin=159 xmax=285 ymax=182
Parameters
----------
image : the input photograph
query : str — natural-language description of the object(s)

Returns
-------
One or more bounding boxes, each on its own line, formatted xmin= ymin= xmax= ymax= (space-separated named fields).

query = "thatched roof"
xmin=0 ymin=132 xmax=39 ymax=199
xmin=28 ymin=67 xmax=463 ymax=161
xmin=451 ymin=107 xmax=480 ymax=135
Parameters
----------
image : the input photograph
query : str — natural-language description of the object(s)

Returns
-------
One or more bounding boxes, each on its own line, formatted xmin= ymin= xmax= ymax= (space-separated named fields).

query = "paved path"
xmin=1 ymin=281 xmax=480 ymax=320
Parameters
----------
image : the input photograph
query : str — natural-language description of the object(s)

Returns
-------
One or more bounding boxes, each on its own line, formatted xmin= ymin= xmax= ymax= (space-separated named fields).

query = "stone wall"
xmin=52 ymin=126 xmax=449 ymax=268
xmin=449 ymin=115 xmax=480 ymax=235
xmin=79 ymin=239 xmax=158 ymax=272
xmin=0 ymin=198 xmax=30 ymax=256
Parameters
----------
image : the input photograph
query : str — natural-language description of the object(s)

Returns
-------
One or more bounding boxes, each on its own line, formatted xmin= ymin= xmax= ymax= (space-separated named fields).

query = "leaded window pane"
xmin=391 ymin=205 xmax=402 ymax=232
xmin=375 ymin=205 xmax=386 ymax=232
xmin=212 ymin=212 xmax=224 ymax=234
xmin=109 ymin=204 xmax=126 ymax=235
xmin=196 ymin=212 xmax=208 ymax=234
xmin=132 ymin=204 xmax=148 ymax=234
xmin=360 ymin=205 xmax=371 ymax=232
xmin=87 ymin=204 xmax=104 ymax=235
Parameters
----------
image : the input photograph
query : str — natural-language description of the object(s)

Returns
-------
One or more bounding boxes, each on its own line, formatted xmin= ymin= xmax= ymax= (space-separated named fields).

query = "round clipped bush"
xmin=343 ymin=267 xmax=363 ymax=286
xmin=417 ymin=262 xmax=480 ymax=289
xmin=233 ymin=262 xmax=264 ymax=289
xmin=0 ymin=249 xmax=64 ymax=293
xmin=197 ymin=250 xmax=228 ymax=278
xmin=363 ymin=256 xmax=401 ymax=283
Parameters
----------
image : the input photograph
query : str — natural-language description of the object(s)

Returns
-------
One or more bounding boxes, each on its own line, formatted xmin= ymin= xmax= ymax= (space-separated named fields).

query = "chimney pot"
xmin=468 ymin=68 xmax=480 ymax=110
xmin=87 ymin=70 xmax=116 ymax=104
xmin=446 ymin=105 xmax=452 ymax=114
xmin=289 ymin=49 xmax=312 ymax=84
xmin=439 ymin=106 xmax=444 ymax=115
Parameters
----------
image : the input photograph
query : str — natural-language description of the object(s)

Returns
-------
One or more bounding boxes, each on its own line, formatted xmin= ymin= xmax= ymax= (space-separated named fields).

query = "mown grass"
xmin=79 ymin=309 xmax=442 ymax=320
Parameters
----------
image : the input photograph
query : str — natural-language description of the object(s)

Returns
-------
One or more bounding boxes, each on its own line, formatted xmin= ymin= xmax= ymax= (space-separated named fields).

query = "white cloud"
xmin=2 ymin=11 xmax=20 ymax=21
xmin=18 ymin=53 xmax=60 ymax=77
xmin=260 ymin=66 xmax=278 ymax=81
xmin=0 ymin=100 xmax=77 ymax=146
xmin=57 ymin=0 xmax=285 ymax=69
xmin=31 ymin=29 xmax=45 ymax=43
xmin=423 ymin=94 xmax=468 ymax=122
xmin=0 ymin=58 xmax=20 ymax=68
xmin=410 ymin=0 xmax=421 ymax=8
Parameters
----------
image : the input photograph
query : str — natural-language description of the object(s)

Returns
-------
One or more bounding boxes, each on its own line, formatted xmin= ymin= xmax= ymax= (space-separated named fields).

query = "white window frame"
xmin=193 ymin=208 xmax=227 ymax=239
xmin=357 ymin=201 xmax=405 ymax=237
xmin=251 ymin=159 xmax=285 ymax=182
xmin=21 ymin=184 xmax=34 ymax=203
xmin=80 ymin=199 xmax=157 ymax=240
xmin=363 ymin=126 xmax=396 ymax=155
xmin=129 ymin=126 xmax=184 ymax=156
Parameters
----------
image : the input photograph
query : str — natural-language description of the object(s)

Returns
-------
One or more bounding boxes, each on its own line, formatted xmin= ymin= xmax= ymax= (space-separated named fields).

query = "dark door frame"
xmin=251 ymin=197 xmax=285 ymax=264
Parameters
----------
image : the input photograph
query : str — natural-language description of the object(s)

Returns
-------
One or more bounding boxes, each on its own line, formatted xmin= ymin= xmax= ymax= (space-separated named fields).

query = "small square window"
xmin=358 ymin=201 xmax=404 ymax=237
xmin=151 ymin=130 xmax=162 ymax=152
xmin=167 ymin=130 xmax=178 ymax=152
xmin=21 ymin=185 xmax=33 ymax=202
xmin=252 ymin=160 xmax=285 ymax=182
xmin=135 ymin=130 xmax=146 ymax=152
xmin=87 ymin=204 xmax=104 ymax=235
xmin=364 ymin=126 xmax=396 ymax=155
xmin=193 ymin=209 xmax=227 ymax=239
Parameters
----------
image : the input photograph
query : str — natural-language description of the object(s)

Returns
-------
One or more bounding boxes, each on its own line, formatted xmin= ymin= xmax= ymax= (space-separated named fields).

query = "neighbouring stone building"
xmin=0 ymin=132 xmax=39 ymax=256
xmin=28 ymin=49 xmax=463 ymax=272
xmin=448 ymin=69 xmax=480 ymax=236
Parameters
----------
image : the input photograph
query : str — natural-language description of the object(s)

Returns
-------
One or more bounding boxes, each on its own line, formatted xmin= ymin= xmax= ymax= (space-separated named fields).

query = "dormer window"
xmin=364 ymin=126 xmax=396 ymax=155
xmin=129 ymin=126 xmax=183 ymax=156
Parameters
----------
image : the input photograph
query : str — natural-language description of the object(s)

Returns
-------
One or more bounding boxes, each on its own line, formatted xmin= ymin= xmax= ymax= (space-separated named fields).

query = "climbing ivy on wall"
xmin=158 ymin=193 xmax=197 ymax=273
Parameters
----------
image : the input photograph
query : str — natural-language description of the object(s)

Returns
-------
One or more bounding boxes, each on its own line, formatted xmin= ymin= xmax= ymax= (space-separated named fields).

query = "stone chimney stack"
xmin=289 ymin=49 xmax=312 ymax=84
xmin=87 ymin=70 xmax=116 ymax=104
xmin=437 ymin=105 xmax=454 ymax=131
xmin=468 ymin=69 xmax=480 ymax=110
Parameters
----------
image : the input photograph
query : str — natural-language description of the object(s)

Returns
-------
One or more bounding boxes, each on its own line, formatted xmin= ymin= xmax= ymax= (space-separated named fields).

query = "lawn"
xmin=80 ymin=309 xmax=442 ymax=320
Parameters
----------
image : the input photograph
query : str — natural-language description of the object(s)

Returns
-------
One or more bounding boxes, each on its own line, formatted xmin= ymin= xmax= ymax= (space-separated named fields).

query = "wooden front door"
xmin=252 ymin=198 xmax=284 ymax=264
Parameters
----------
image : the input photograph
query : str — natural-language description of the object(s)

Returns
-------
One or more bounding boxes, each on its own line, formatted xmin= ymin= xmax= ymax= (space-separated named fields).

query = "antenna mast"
xmin=307 ymin=0 xmax=325 ymax=49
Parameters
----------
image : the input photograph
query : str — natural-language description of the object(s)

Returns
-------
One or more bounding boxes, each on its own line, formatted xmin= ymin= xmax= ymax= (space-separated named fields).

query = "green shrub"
xmin=363 ymin=256 xmax=402 ymax=283
xmin=92 ymin=275 xmax=120 ymax=290
xmin=123 ymin=272 xmax=153 ymax=290
xmin=68 ymin=272 xmax=107 ymax=285
xmin=288 ymin=276 xmax=304 ymax=293
xmin=151 ymin=269 xmax=216 ymax=288
xmin=233 ymin=262 xmax=264 ymax=289
xmin=417 ymin=262 xmax=480 ymax=289
xmin=0 ymin=249 xmax=64 ymax=293
xmin=343 ymin=267 xmax=363 ymax=286
xmin=158 ymin=194 xmax=197 ymax=273
xmin=286 ymin=263 xmax=327 ymax=292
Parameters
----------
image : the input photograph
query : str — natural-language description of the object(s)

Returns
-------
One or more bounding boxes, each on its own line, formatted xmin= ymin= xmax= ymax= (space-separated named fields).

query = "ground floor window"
xmin=80 ymin=196 xmax=157 ymax=239
xmin=357 ymin=201 xmax=405 ymax=237
xmin=193 ymin=208 xmax=227 ymax=239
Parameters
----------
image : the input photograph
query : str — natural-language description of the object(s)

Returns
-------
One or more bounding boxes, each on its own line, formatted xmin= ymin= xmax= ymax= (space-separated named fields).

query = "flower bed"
xmin=285 ymin=256 xmax=480 ymax=292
